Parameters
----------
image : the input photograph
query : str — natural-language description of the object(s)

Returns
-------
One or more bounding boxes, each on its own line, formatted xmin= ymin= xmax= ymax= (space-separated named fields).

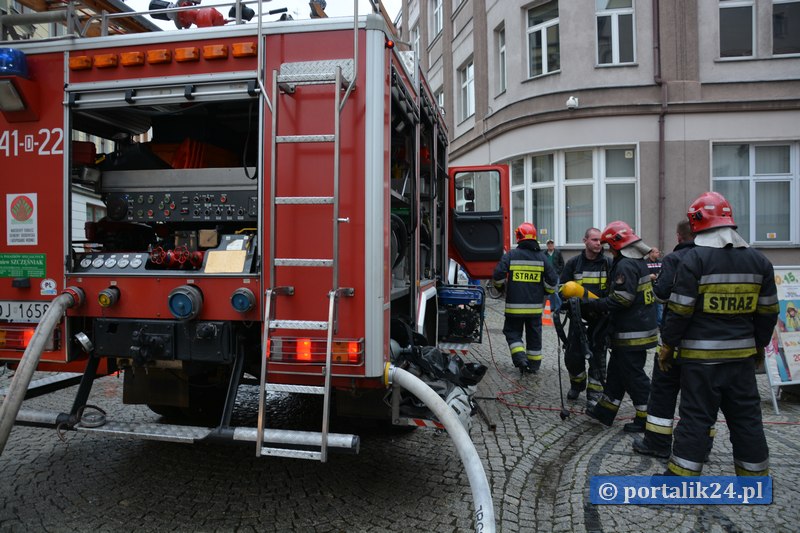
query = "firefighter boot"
xmin=623 ymin=416 xmax=646 ymax=433
xmin=585 ymin=404 xmax=613 ymax=427
xmin=526 ymin=357 xmax=542 ymax=374
xmin=512 ymin=353 xmax=529 ymax=376
xmin=586 ymin=389 xmax=602 ymax=409
xmin=567 ymin=375 xmax=586 ymax=400
xmin=632 ymin=437 xmax=670 ymax=459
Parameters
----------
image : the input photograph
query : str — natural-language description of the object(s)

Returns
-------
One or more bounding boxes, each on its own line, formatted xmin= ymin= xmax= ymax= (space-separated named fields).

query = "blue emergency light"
xmin=0 ymin=48 xmax=36 ymax=118
xmin=0 ymin=48 xmax=29 ymax=78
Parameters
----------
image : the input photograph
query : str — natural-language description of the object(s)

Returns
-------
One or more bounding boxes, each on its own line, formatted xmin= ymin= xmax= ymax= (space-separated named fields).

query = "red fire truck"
xmin=0 ymin=4 xmax=508 ymax=461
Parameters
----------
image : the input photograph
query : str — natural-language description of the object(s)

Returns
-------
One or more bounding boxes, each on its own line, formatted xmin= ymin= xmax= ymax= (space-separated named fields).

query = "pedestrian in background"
xmin=558 ymin=228 xmax=611 ymax=406
xmin=660 ymin=192 xmax=778 ymax=476
xmin=646 ymin=247 xmax=662 ymax=279
xmin=493 ymin=222 xmax=558 ymax=375
xmin=581 ymin=221 xmax=658 ymax=432
xmin=545 ymin=239 xmax=565 ymax=275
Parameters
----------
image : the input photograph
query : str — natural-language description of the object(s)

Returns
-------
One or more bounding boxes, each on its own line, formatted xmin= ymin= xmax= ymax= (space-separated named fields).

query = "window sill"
xmin=457 ymin=113 xmax=475 ymax=126
xmin=594 ymin=62 xmax=638 ymax=68
xmin=523 ymin=70 xmax=561 ymax=83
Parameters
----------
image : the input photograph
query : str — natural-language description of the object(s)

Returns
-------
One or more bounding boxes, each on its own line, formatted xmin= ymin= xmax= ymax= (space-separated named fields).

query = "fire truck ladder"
xmin=256 ymin=60 xmax=356 ymax=462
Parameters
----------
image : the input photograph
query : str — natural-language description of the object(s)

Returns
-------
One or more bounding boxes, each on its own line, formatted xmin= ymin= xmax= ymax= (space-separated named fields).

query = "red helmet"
xmin=687 ymin=191 xmax=736 ymax=233
xmin=515 ymin=222 xmax=537 ymax=243
xmin=601 ymin=220 xmax=640 ymax=251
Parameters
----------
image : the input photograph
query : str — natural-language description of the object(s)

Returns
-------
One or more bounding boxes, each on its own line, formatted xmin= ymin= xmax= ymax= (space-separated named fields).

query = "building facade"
xmin=398 ymin=0 xmax=800 ymax=263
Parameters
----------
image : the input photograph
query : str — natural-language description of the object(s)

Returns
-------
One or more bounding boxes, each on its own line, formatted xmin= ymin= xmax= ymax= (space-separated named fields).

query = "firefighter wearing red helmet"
xmin=580 ymin=220 xmax=658 ymax=431
xmin=492 ymin=222 xmax=558 ymax=375
xmin=660 ymin=191 xmax=778 ymax=476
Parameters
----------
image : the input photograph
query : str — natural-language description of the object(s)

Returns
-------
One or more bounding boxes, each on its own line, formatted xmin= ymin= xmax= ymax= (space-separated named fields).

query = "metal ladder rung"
xmin=276 ymin=135 xmax=334 ymax=144
xmin=276 ymin=196 xmax=334 ymax=205
xmin=275 ymin=258 xmax=333 ymax=267
xmin=277 ymin=72 xmax=349 ymax=87
xmin=266 ymin=384 xmax=324 ymax=395
xmin=269 ymin=320 xmax=328 ymax=330
xmin=261 ymin=447 xmax=322 ymax=460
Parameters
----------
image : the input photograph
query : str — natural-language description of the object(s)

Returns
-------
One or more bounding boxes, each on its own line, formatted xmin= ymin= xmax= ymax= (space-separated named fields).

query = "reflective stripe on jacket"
xmin=493 ymin=241 xmax=558 ymax=316
xmin=559 ymin=251 xmax=612 ymax=297
xmin=605 ymin=256 xmax=658 ymax=350
xmin=661 ymin=245 xmax=779 ymax=363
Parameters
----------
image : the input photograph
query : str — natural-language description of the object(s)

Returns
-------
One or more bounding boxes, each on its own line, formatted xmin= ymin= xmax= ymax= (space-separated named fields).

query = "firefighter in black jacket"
xmin=660 ymin=192 xmax=778 ymax=476
xmin=632 ymin=220 xmax=705 ymax=458
xmin=559 ymin=227 xmax=612 ymax=405
xmin=493 ymin=222 xmax=558 ymax=375
xmin=582 ymin=221 xmax=658 ymax=432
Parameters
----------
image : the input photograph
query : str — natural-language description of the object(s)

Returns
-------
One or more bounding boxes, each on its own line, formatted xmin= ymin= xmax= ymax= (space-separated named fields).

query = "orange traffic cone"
xmin=542 ymin=299 xmax=553 ymax=326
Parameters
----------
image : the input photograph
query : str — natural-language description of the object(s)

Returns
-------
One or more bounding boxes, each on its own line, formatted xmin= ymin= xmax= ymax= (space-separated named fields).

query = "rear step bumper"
xmin=14 ymin=408 xmax=360 ymax=454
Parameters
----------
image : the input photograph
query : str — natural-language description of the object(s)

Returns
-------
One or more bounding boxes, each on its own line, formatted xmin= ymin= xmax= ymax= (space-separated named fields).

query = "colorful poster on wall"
xmin=764 ymin=266 xmax=800 ymax=414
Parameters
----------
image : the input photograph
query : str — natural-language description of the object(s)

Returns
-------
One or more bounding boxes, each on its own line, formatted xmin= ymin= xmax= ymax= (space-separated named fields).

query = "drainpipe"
xmin=653 ymin=0 xmax=666 ymax=250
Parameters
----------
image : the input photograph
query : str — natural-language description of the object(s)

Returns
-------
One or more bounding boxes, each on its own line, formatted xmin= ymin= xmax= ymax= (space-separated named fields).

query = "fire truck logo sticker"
xmin=6 ymin=193 xmax=38 ymax=246
xmin=10 ymin=196 xmax=34 ymax=222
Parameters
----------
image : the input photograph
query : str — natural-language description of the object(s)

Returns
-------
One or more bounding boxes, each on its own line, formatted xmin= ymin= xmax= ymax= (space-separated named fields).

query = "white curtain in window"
xmin=714 ymin=179 xmax=750 ymax=242
xmin=532 ymin=187 xmax=555 ymax=241
xmin=755 ymin=181 xmax=790 ymax=240
xmin=755 ymin=145 xmax=790 ymax=174
xmin=606 ymin=183 xmax=635 ymax=227
xmin=566 ymin=185 xmax=593 ymax=242
xmin=713 ymin=144 xmax=749 ymax=177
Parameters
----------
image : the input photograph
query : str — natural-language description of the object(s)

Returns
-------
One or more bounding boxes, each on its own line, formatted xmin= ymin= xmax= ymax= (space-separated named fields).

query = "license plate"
xmin=0 ymin=301 xmax=51 ymax=323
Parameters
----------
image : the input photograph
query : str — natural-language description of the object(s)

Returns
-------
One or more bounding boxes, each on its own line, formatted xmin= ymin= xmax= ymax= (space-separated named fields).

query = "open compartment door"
xmin=448 ymin=165 xmax=509 ymax=279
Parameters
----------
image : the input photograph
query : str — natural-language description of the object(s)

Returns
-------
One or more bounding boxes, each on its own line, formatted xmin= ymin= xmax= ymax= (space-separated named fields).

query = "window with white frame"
xmin=432 ymin=0 xmax=443 ymax=37
xmin=435 ymin=88 xmax=445 ymax=113
xmin=527 ymin=1 xmax=560 ymax=78
xmin=719 ymin=0 xmax=754 ymax=58
xmin=496 ymin=25 xmax=507 ymax=94
xmin=712 ymin=143 xmax=797 ymax=244
xmin=508 ymin=147 xmax=638 ymax=245
xmin=458 ymin=59 xmax=474 ymax=121
xmin=596 ymin=0 xmax=635 ymax=65
xmin=773 ymin=0 xmax=800 ymax=55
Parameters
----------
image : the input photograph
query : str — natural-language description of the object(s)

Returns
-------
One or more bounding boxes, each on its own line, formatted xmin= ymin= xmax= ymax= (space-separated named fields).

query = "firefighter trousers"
xmin=502 ymin=315 xmax=543 ymax=368
xmin=668 ymin=359 xmax=769 ymax=477
xmin=565 ymin=322 xmax=606 ymax=400
xmin=643 ymin=356 xmax=716 ymax=454
xmin=592 ymin=348 xmax=649 ymax=426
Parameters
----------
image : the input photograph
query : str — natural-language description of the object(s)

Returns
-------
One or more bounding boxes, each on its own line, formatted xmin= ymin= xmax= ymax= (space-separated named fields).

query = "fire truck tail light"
xmin=175 ymin=47 xmax=200 ymax=62
xmin=347 ymin=341 xmax=359 ymax=363
xmin=69 ymin=56 xmax=92 ymax=70
xmin=296 ymin=338 xmax=312 ymax=361
xmin=147 ymin=49 xmax=172 ymax=64
xmin=0 ymin=325 xmax=54 ymax=351
xmin=203 ymin=44 xmax=228 ymax=60
xmin=269 ymin=337 xmax=364 ymax=365
xmin=93 ymin=54 xmax=118 ymax=68
xmin=232 ymin=42 xmax=257 ymax=58
xmin=120 ymin=52 xmax=145 ymax=67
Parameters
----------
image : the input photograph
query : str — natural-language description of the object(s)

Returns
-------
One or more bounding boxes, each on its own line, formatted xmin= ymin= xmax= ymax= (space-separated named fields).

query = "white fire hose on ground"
xmin=387 ymin=365 xmax=495 ymax=533
xmin=0 ymin=289 xmax=83 ymax=456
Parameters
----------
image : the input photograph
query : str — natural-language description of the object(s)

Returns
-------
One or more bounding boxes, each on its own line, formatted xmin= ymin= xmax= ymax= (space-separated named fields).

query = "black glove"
xmin=579 ymin=298 xmax=601 ymax=315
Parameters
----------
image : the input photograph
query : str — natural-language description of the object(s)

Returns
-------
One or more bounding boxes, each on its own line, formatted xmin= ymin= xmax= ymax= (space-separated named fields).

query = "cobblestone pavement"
xmin=1 ymin=297 xmax=799 ymax=532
